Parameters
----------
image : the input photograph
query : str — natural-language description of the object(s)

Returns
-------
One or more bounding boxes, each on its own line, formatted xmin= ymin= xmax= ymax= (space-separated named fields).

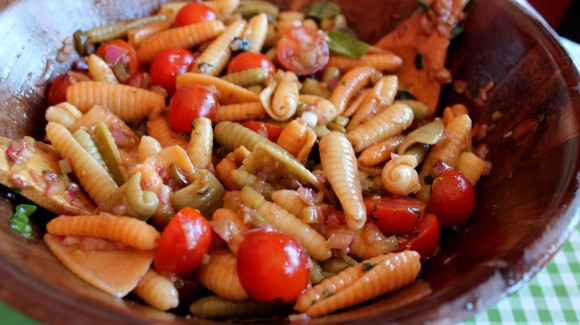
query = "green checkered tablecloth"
xmin=463 ymin=224 xmax=580 ymax=325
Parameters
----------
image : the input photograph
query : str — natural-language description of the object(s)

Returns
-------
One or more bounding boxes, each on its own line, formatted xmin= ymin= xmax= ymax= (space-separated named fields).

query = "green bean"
xmin=170 ymin=170 xmax=226 ymax=219
xmin=93 ymin=122 xmax=127 ymax=186
xmin=72 ymin=129 xmax=109 ymax=174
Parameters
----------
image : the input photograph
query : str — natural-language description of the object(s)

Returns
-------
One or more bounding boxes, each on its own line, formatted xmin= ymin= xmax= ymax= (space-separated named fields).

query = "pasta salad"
xmin=0 ymin=0 xmax=489 ymax=320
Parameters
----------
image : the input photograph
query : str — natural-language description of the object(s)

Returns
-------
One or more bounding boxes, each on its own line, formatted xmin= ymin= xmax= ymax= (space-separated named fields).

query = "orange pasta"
xmin=146 ymin=114 xmax=189 ymax=149
xmin=196 ymin=250 xmax=250 ymax=301
xmin=328 ymin=53 xmax=403 ymax=73
xmin=330 ymin=66 xmax=380 ymax=115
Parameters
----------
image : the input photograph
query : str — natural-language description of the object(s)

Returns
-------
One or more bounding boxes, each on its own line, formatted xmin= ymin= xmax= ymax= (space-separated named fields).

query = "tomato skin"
xmin=241 ymin=121 xmax=284 ymax=142
xmin=364 ymin=196 xmax=425 ymax=236
xmin=428 ymin=169 xmax=476 ymax=228
xmin=237 ymin=229 xmax=310 ymax=302
xmin=276 ymin=26 xmax=329 ymax=76
xmin=150 ymin=48 xmax=195 ymax=95
xmin=96 ymin=39 xmax=139 ymax=83
xmin=173 ymin=3 xmax=217 ymax=27
xmin=396 ymin=213 xmax=440 ymax=260
xmin=154 ymin=208 xmax=213 ymax=276
xmin=226 ymin=52 xmax=276 ymax=75
xmin=47 ymin=71 xmax=90 ymax=106
xmin=168 ymin=84 xmax=219 ymax=133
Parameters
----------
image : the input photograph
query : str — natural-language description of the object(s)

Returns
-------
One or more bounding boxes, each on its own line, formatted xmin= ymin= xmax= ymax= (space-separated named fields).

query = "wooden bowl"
xmin=0 ymin=0 xmax=579 ymax=324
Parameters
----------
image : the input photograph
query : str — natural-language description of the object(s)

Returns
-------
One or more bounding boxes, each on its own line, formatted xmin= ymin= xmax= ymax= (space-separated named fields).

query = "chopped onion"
xmin=300 ymin=111 xmax=318 ymax=127
xmin=59 ymin=159 xmax=73 ymax=174
xmin=326 ymin=232 xmax=354 ymax=252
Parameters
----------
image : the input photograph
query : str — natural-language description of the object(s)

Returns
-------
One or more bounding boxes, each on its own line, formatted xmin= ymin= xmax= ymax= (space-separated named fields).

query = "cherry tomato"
xmin=397 ymin=213 xmax=440 ymax=260
xmin=226 ymin=52 xmax=276 ymax=75
xmin=364 ymin=196 xmax=425 ymax=236
xmin=241 ymin=121 xmax=284 ymax=142
xmin=150 ymin=48 xmax=195 ymax=95
xmin=276 ymin=26 xmax=329 ymax=76
xmin=428 ymin=169 xmax=476 ymax=228
xmin=237 ymin=229 xmax=310 ymax=302
xmin=47 ymin=71 xmax=90 ymax=106
xmin=154 ymin=208 xmax=213 ymax=276
xmin=168 ymin=84 xmax=219 ymax=133
xmin=96 ymin=39 xmax=139 ymax=83
xmin=173 ymin=3 xmax=217 ymax=27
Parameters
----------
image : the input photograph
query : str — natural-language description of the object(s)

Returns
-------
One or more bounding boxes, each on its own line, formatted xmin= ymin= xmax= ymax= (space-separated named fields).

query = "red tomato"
xmin=173 ymin=3 xmax=217 ymax=27
xmin=226 ymin=52 xmax=276 ymax=75
xmin=364 ymin=196 xmax=425 ymax=236
xmin=237 ymin=229 xmax=310 ymax=302
xmin=154 ymin=208 xmax=213 ymax=276
xmin=96 ymin=39 xmax=139 ymax=83
xmin=150 ymin=48 xmax=195 ymax=95
xmin=428 ymin=169 xmax=476 ymax=228
xmin=47 ymin=71 xmax=90 ymax=106
xmin=241 ymin=121 xmax=284 ymax=142
xmin=168 ymin=84 xmax=219 ymax=133
xmin=397 ymin=213 xmax=440 ymax=260
xmin=276 ymin=26 xmax=329 ymax=76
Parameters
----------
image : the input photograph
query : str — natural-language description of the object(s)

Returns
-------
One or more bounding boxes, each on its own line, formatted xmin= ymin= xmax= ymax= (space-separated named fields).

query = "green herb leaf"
xmin=414 ymin=52 xmax=425 ymax=70
xmin=362 ymin=263 xmax=375 ymax=272
xmin=322 ymin=289 xmax=335 ymax=297
xmin=327 ymin=30 xmax=370 ymax=59
xmin=303 ymin=1 xmax=341 ymax=21
xmin=10 ymin=204 xmax=36 ymax=239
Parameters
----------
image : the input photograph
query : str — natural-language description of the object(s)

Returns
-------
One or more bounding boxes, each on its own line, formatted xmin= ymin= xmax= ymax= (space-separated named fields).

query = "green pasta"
xmin=171 ymin=170 xmax=226 ymax=219
xmin=85 ymin=14 xmax=167 ymax=44
xmin=235 ymin=0 xmax=280 ymax=18
xmin=72 ymin=129 xmax=109 ymax=174
xmin=301 ymin=78 xmax=331 ymax=99
xmin=99 ymin=172 xmax=159 ymax=221
xmin=214 ymin=121 xmax=273 ymax=152
xmin=189 ymin=295 xmax=292 ymax=319
xmin=221 ymin=68 xmax=268 ymax=87
xmin=93 ymin=122 xmax=127 ymax=186
xmin=397 ymin=119 xmax=444 ymax=154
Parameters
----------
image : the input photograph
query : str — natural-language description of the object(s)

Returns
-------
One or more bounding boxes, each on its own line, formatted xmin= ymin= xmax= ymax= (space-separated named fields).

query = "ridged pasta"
xmin=416 ymin=114 xmax=472 ymax=202
xmin=191 ymin=20 xmax=246 ymax=76
xmin=133 ymin=269 xmax=179 ymax=311
xmin=127 ymin=19 xmax=172 ymax=49
xmin=382 ymin=154 xmax=421 ymax=195
xmin=146 ymin=114 xmax=189 ymax=149
xmin=215 ymin=157 xmax=240 ymax=190
xmin=221 ymin=68 xmax=268 ymax=87
xmin=342 ymin=88 xmax=371 ymax=118
xmin=177 ymin=73 xmax=260 ymax=103
xmin=138 ymin=136 xmax=162 ymax=163
xmin=212 ymin=208 xmax=248 ymax=232
xmin=242 ymin=13 xmax=268 ymax=52
xmin=187 ymin=117 xmax=213 ymax=169
xmin=299 ymin=95 xmax=338 ymax=126
xmin=346 ymin=102 xmax=414 ymax=153
xmin=215 ymin=102 xmax=266 ymax=122
xmin=266 ymin=71 xmax=299 ymax=121
xmin=457 ymin=151 xmax=485 ymax=185
xmin=137 ymin=20 xmax=226 ymax=64
xmin=330 ymin=66 xmax=380 ymax=115
xmin=302 ymin=251 xmax=421 ymax=317
xmin=347 ymin=75 xmax=398 ymax=132
xmin=349 ymin=223 xmax=398 ymax=260
xmin=270 ymin=189 xmax=306 ymax=219
xmin=358 ymin=135 xmax=405 ymax=167
xmin=328 ymin=53 xmax=403 ymax=73
xmin=189 ymin=295 xmax=291 ymax=319
xmin=240 ymin=186 xmax=332 ymax=261
xmin=443 ymin=103 xmax=469 ymax=125
xmin=87 ymin=54 xmax=118 ymax=84
xmin=46 ymin=122 xmax=118 ymax=205
xmin=46 ymin=214 xmax=160 ymax=250
xmin=196 ymin=249 xmax=250 ymax=301
xmin=319 ymin=132 xmax=366 ymax=230
xmin=278 ymin=120 xmax=316 ymax=164
xmin=204 ymin=0 xmax=240 ymax=18
xmin=66 ymin=81 xmax=166 ymax=122
xmin=214 ymin=121 xmax=272 ymax=151
xmin=45 ymin=102 xmax=83 ymax=128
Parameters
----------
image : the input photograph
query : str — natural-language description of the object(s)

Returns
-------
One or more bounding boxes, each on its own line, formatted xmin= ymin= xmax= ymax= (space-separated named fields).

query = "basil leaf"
xmin=327 ymin=30 xmax=370 ymax=59
xmin=303 ymin=1 xmax=341 ymax=21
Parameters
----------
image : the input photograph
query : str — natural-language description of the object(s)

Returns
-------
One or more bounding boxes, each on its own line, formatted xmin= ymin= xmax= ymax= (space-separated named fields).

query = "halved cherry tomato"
xmin=364 ymin=196 xmax=425 ymax=236
xmin=237 ymin=229 xmax=310 ymax=302
xmin=428 ymin=169 xmax=476 ymax=228
xmin=226 ymin=52 xmax=276 ymax=75
xmin=154 ymin=207 xmax=213 ymax=276
xmin=150 ymin=48 xmax=195 ymax=95
xmin=241 ymin=121 xmax=284 ymax=142
xmin=276 ymin=26 xmax=329 ymax=76
xmin=173 ymin=2 xmax=217 ymax=27
xmin=168 ymin=84 xmax=219 ymax=133
xmin=397 ymin=213 xmax=440 ymax=260
xmin=96 ymin=39 xmax=139 ymax=83
xmin=47 ymin=71 xmax=90 ymax=106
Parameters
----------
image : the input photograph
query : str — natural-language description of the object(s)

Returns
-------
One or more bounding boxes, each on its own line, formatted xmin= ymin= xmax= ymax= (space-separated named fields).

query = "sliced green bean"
xmin=170 ymin=170 xmax=226 ymax=219
xmin=93 ymin=122 xmax=127 ymax=186
xmin=221 ymin=68 xmax=268 ymax=87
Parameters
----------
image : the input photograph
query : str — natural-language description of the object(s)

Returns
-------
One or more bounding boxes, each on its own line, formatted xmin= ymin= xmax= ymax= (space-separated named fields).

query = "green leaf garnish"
xmin=10 ymin=204 xmax=36 ymax=239
xmin=327 ymin=30 xmax=370 ymax=59
xmin=303 ymin=1 xmax=341 ymax=21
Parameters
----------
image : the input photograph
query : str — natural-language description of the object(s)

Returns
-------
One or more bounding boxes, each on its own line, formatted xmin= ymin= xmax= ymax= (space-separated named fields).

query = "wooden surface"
xmin=0 ymin=0 xmax=579 ymax=324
